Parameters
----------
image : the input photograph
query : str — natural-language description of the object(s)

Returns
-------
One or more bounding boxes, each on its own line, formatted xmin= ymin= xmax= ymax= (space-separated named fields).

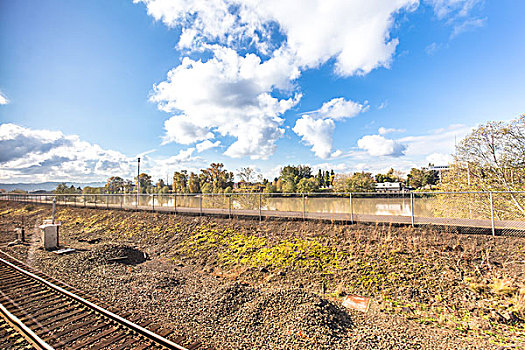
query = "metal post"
xmin=137 ymin=157 xmax=140 ymax=209
xmin=83 ymin=195 xmax=86 ymax=208
xmin=302 ymin=193 xmax=305 ymax=220
xmin=120 ymin=194 xmax=123 ymax=209
xmin=259 ymin=193 xmax=262 ymax=221
xmin=152 ymin=195 xmax=155 ymax=211
xmin=490 ymin=192 xmax=495 ymax=236
xmin=106 ymin=195 xmax=109 ymax=209
xmin=52 ymin=198 xmax=56 ymax=224
xmin=200 ymin=195 xmax=203 ymax=216
xmin=174 ymin=193 xmax=177 ymax=214
xmin=410 ymin=192 xmax=415 ymax=227
xmin=350 ymin=193 xmax=354 ymax=224
xmin=228 ymin=194 xmax=232 ymax=219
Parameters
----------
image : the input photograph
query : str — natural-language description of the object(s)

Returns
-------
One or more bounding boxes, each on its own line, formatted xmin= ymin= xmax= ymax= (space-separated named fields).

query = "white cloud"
xmin=399 ymin=123 xmax=472 ymax=158
xmin=357 ymin=134 xmax=407 ymax=157
xmin=293 ymin=97 xmax=366 ymax=159
xmin=425 ymin=0 xmax=483 ymax=20
xmin=310 ymin=97 xmax=367 ymax=120
xmin=136 ymin=0 xmax=418 ymax=76
xmin=425 ymin=0 xmax=486 ymax=38
xmin=136 ymin=0 xmax=419 ymax=158
xmin=426 ymin=152 xmax=453 ymax=165
xmin=425 ymin=42 xmax=444 ymax=55
xmin=166 ymin=147 xmax=196 ymax=163
xmin=0 ymin=123 xmax=133 ymax=183
xmin=293 ymin=116 xmax=335 ymax=159
xmin=196 ymin=140 xmax=221 ymax=153
xmin=151 ymin=46 xmax=301 ymax=159
xmin=0 ymin=91 xmax=9 ymax=105
xmin=451 ymin=17 xmax=486 ymax=38
xmin=378 ymin=127 xmax=406 ymax=135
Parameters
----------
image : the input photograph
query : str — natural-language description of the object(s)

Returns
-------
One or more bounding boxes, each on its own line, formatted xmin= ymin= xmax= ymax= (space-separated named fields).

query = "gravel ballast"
xmin=1 ymin=202 xmax=523 ymax=349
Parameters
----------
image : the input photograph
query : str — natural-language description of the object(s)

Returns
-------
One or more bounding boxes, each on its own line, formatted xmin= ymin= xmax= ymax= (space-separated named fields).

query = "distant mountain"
xmin=0 ymin=182 xmax=106 ymax=192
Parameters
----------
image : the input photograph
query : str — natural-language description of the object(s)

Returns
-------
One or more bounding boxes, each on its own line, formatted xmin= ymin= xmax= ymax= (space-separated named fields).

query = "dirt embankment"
xmin=1 ymin=202 xmax=524 ymax=349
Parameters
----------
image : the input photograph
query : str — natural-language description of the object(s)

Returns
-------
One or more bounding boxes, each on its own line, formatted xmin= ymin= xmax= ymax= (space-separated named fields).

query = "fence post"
xmin=120 ymin=194 xmax=123 ymax=209
xmin=302 ymin=193 xmax=305 ymax=220
xmin=410 ymin=192 xmax=415 ymax=227
xmin=106 ymin=195 xmax=109 ymax=210
xmin=228 ymin=194 xmax=232 ymax=219
xmin=174 ymin=193 xmax=177 ymax=214
xmin=259 ymin=193 xmax=262 ymax=221
xmin=350 ymin=193 xmax=354 ymax=224
xmin=200 ymin=195 xmax=203 ymax=216
xmin=489 ymin=192 xmax=495 ymax=236
xmin=152 ymin=194 xmax=155 ymax=211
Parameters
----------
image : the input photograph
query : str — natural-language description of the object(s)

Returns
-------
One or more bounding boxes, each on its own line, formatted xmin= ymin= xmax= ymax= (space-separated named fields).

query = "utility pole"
xmin=137 ymin=157 xmax=141 ymax=207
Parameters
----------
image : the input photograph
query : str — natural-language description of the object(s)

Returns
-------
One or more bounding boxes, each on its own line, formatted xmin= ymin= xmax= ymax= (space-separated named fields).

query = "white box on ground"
xmin=39 ymin=224 xmax=59 ymax=250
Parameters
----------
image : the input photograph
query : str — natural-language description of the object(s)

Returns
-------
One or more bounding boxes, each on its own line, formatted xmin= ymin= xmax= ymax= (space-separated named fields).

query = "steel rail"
xmin=0 ymin=301 xmax=55 ymax=350
xmin=0 ymin=253 xmax=189 ymax=350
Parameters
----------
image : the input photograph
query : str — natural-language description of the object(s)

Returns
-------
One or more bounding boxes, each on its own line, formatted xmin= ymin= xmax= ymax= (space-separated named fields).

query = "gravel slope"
xmin=1 ymin=202 xmax=523 ymax=349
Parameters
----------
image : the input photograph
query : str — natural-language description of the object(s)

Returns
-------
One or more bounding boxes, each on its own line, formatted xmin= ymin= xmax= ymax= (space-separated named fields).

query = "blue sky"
xmin=1 ymin=0 xmax=524 ymax=183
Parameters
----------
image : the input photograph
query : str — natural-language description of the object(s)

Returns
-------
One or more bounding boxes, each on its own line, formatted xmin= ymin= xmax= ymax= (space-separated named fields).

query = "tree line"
xmin=52 ymin=114 xmax=525 ymax=197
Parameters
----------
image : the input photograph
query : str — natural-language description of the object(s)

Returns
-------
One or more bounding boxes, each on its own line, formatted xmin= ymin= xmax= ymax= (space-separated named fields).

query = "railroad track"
xmin=0 ymin=251 xmax=202 ymax=350
xmin=0 ymin=312 xmax=33 ymax=349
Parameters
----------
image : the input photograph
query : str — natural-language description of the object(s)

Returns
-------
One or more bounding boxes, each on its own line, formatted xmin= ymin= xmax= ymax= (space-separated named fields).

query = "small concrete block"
xmin=53 ymin=248 xmax=76 ymax=255
xmin=39 ymin=224 xmax=59 ymax=250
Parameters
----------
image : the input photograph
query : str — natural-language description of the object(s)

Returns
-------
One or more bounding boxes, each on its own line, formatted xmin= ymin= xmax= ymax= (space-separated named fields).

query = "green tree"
xmin=188 ymin=172 xmax=201 ymax=193
xmin=55 ymin=183 xmax=80 ymax=194
xmin=333 ymin=172 xmax=375 ymax=192
xmin=105 ymin=176 xmax=125 ymax=193
xmin=172 ymin=170 xmax=188 ymax=193
xmin=440 ymin=115 xmax=525 ymax=217
xmin=297 ymin=177 xmax=319 ymax=193
xmin=135 ymin=173 xmax=152 ymax=193
xmin=263 ymin=182 xmax=277 ymax=193
xmin=279 ymin=165 xmax=312 ymax=193
xmin=407 ymin=168 xmax=439 ymax=188
xmin=200 ymin=163 xmax=234 ymax=192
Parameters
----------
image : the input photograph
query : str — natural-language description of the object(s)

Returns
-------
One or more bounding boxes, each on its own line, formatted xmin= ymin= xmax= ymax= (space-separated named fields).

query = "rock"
xmin=342 ymin=295 xmax=371 ymax=313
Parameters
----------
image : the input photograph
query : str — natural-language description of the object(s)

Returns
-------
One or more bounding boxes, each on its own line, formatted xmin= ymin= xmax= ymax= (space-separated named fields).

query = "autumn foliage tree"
xmin=439 ymin=115 xmax=525 ymax=219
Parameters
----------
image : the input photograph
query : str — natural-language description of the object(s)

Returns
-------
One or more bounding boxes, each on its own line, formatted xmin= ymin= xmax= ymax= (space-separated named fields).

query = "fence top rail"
xmin=4 ymin=190 xmax=525 ymax=197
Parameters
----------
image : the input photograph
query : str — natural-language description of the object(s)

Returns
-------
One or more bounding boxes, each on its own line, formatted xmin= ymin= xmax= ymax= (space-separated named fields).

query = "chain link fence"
xmin=1 ymin=191 xmax=524 ymax=236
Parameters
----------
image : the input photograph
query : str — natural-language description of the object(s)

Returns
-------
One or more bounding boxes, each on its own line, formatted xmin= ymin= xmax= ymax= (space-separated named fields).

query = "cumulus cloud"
xmin=0 ymin=123 xmax=133 ymax=182
xmin=357 ymin=134 xmax=407 ymax=157
xmin=136 ymin=0 xmax=419 ymax=158
xmin=293 ymin=98 xmax=367 ymax=159
xmin=378 ymin=127 xmax=406 ymax=135
xmin=136 ymin=0 xmax=418 ymax=76
xmin=293 ymin=116 xmax=335 ymax=159
xmin=309 ymin=98 xmax=367 ymax=120
xmin=152 ymin=46 xmax=301 ymax=159
xmin=0 ymin=91 xmax=9 ymax=105
xmin=196 ymin=140 xmax=221 ymax=153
